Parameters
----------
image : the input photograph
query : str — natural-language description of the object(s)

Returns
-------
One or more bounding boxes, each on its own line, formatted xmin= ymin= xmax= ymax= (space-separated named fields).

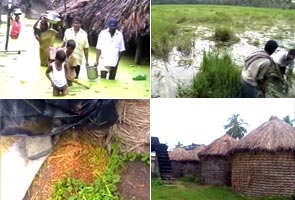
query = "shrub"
xmin=152 ymin=178 xmax=164 ymax=186
xmin=181 ymin=176 xmax=202 ymax=184
xmin=213 ymin=26 xmax=240 ymax=45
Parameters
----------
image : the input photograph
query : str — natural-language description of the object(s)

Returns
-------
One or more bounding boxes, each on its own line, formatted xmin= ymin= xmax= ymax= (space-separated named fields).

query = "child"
xmin=49 ymin=40 xmax=77 ymax=86
xmin=46 ymin=50 xmax=68 ymax=96
xmin=65 ymin=39 xmax=77 ymax=86
xmin=10 ymin=15 xmax=21 ymax=39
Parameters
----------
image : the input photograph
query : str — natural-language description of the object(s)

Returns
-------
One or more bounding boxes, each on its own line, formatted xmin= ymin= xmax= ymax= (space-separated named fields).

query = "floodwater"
xmin=0 ymin=17 xmax=150 ymax=98
xmin=152 ymin=25 xmax=295 ymax=98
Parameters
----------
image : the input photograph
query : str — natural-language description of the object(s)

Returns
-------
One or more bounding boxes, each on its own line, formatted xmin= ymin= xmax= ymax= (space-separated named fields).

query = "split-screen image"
xmin=1 ymin=0 xmax=295 ymax=200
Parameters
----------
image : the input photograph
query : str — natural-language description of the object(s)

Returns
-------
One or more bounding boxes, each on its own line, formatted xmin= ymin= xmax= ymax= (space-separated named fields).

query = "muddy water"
xmin=0 ymin=17 xmax=150 ymax=98
xmin=152 ymin=25 xmax=295 ymax=97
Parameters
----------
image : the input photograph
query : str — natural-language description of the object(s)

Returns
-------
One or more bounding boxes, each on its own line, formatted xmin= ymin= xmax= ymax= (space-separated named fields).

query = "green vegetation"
xmin=213 ymin=26 xmax=240 ymax=45
xmin=224 ymin=114 xmax=248 ymax=139
xmin=177 ymin=51 xmax=241 ymax=97
xmin=152 ymin=180 xmax=292 ymax=200
xmin=152 ymin=4 xmax=295 ymax=59
xmin=180 ymin=176 xmax=202 ymax=184
xmin=52 ymin=145 xmax=123 ymax=200
xmin=151 ymin=178 xmax=164 ymax=186
xmin=52 ymin=145 xmax=149 ymax=200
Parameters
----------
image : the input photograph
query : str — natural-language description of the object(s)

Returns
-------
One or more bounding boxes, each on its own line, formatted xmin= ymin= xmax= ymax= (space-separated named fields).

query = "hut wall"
xmin=171 ymin=161 xmax=184 ymax=178
xmin=151 ymin=155 xmax=160 ymax=178
xmin=200 ymin=156 xmax=232 ymax=186
xmin=232 ymin=152 xmax=295 ymax=197
xmin=183 ymin=161 xmax=201 ymax=177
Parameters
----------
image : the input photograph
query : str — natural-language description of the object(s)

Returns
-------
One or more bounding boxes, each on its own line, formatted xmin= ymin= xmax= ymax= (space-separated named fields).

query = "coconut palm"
xmin=224 ymin=114 xmax=248 ymax=140
xmin=282 ymin=115 xmax=295 ymax=127
xmin=175 ymin=141 xmax=183 ymax=148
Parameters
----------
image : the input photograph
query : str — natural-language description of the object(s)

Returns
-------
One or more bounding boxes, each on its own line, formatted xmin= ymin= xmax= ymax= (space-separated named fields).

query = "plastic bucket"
xmin=86 ymin=66 xmax=98 ymax=80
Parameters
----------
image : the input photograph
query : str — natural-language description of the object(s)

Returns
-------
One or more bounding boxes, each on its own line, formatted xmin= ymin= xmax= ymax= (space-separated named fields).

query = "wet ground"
xmin=152 ymin=24 xmax=295 ymax=98
xmin=0 ymin=16 xmax=150 ymax=98
xmin=118 ymin=160 xmax=150 ymax=200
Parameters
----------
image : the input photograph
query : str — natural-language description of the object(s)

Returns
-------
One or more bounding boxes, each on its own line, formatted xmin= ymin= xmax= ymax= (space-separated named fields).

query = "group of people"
xmin=241 ymin=40 xmax=295 ymax=98
xmin=33 ymin=16 xmax=125 ymax=96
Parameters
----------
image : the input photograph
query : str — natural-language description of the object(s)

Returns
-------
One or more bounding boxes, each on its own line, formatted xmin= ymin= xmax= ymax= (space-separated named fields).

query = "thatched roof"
xmin=52 ymin=0 xmax=149 ymax=45
xmin=169 ymin=147 xmax=189 ymax=161
xmin=199 ymin=134 xmax=237 ymax=157
xmin=190 ymin=144 xmax=207 ymax=160
xmin=169 ymin=145 xmax=206 ymax=161
xmin=231 ymin=116 xmax=295 ymax=153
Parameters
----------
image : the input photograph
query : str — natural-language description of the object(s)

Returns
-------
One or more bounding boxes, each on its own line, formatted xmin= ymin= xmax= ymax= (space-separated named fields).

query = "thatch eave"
xmin=53 ymin=0 xmax=150 ymax=45
xmin=231 ymin=116 xmax=295 ymax=155
xmin=199 ymin=134 xmax=237 ymax=157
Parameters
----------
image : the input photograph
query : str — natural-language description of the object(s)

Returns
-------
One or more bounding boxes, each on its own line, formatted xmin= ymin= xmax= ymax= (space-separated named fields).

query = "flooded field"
xmin=152 ymin=25 xmax=295 ymax=97
xmin=0 ymin=17 xmax=150 ymax=98
xmin=151 ymin=5 xmax=295 ymax=98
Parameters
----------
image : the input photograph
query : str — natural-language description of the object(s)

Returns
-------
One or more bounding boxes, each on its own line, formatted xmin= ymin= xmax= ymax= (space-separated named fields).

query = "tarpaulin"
xmin=0 ymin=99 xmax=118 ymax=136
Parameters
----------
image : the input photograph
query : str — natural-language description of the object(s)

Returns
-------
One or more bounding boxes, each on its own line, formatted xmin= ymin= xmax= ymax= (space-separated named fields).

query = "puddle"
xmin=0 ymin=17 xmax=150 ymax=98
xmin=152 ymin=24 xmax=295 ymax=97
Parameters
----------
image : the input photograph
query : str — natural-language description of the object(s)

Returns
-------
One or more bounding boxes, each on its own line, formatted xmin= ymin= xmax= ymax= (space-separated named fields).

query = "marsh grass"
xmin=213 ymin=26 xmax=240 ymax=45
xmin=152 ymin=5 xmax=295 ymax=59
xmin=177 ymin=51 xmax=241 ymax=98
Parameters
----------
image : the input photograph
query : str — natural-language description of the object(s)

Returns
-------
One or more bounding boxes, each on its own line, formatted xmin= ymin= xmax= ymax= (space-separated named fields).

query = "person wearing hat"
xmin=62 ymin=16 xmax=89 ymax=79
xmin=241 ymin=40 xmax=278 ymax=98
xmin=33 ymin=16 xmax=58 ymax=67
xmin=94 ymin=17 xmax=125 ymax=80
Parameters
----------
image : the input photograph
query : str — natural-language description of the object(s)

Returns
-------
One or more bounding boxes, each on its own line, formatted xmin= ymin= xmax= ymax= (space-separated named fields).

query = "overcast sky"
xmin=151 ymin=99 xmax=295 ymax=150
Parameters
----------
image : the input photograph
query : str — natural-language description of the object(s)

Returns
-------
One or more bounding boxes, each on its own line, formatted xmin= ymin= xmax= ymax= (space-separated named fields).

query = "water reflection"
xmin=152 ymin=25 xmax=295 ymax=97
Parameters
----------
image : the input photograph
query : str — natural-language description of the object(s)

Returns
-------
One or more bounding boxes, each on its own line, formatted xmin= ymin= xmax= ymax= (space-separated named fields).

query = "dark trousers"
xmin=279 ymin=66 xmax=286 ymax=76
xmin=75 ymin=65 xmax=80 ymax=79
xmin=241 ymin=78 xmax=265 ymax=98
xmin=101 ymin=67 xmax=118 ymax=80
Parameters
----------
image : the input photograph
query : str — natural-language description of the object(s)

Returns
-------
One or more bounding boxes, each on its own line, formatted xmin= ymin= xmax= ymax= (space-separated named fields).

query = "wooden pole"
xmin=5 ymin=3 xmax=12 ymax=51
xmin=0 ymin=0 xmax=2 ymax=25
xmin=134 ymin=36 xmax=142 ymax=65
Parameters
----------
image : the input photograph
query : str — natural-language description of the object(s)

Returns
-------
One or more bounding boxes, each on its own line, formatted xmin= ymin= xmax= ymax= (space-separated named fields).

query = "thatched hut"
xmin=169 ymin=145 xmax=206 ymax=178
xmin=184 ymin=145 xmax=206 ymax=178
xmin=231 ymin=116 xmax=295 ymax=197
xmin=199 ymin=134 xmax=237 ymax=186
xmin=169 ymin=147 xmax=187 ymax=178
xmin=50 ymin=0 xmax=150 ymax=64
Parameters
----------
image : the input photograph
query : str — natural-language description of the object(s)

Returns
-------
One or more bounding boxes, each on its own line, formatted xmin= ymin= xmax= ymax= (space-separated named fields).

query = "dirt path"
xmin=118 ymin=160 xmax=150 ymax=200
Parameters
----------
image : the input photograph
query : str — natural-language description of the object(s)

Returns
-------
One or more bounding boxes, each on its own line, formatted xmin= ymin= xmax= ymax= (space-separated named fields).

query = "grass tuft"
xmin=177 ymin=51 xmax=241 ymax=98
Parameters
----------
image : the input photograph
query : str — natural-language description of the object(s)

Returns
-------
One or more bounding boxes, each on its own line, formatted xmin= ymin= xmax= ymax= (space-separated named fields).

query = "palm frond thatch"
xmin=169 ymin=145 xmax=206 ymax=161
xmin=52 ymin=0 xmax=150 ymax=45
xmin=199 ymin=134 xmax=237 ymax=157
xmin=231 ymin=116 xmax=295 ymax=153
xmin=169 ymin=147 xmax=188 ymax=161
xmin=111 ymin=100 xmax=150 ymax=154
xmin=190 ymin=144 xmax=206 ymax=160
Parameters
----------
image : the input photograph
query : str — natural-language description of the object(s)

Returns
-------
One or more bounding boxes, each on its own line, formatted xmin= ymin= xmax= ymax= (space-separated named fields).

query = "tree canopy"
xmin=224 ymin=114 xmax=248 ymax=140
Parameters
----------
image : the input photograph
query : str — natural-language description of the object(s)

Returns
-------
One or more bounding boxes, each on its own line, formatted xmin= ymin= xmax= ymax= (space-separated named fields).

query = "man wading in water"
xmin=241 ymin=40 xmax=278 ymax=98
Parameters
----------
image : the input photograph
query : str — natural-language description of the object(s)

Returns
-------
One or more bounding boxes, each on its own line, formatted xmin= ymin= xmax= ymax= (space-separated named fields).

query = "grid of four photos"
xmin=0 ymin=0 xmax=295 ymax=200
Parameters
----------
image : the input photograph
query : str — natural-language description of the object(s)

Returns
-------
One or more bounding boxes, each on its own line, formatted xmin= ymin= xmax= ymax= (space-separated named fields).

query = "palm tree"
xmin=224 ymin=114 xmax=248 ymax=140
xmin=175 ymin=141 xmax=183 ymax=148
xmin=282 ymin=115 xmax=295 ymax=127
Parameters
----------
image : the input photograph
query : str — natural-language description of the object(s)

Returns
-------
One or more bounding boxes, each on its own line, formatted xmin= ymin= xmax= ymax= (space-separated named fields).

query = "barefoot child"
xmin=65 ymin=39 xmax=77 ymax=86
xmin=46 ymin=50 xmax=68 ymax=96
